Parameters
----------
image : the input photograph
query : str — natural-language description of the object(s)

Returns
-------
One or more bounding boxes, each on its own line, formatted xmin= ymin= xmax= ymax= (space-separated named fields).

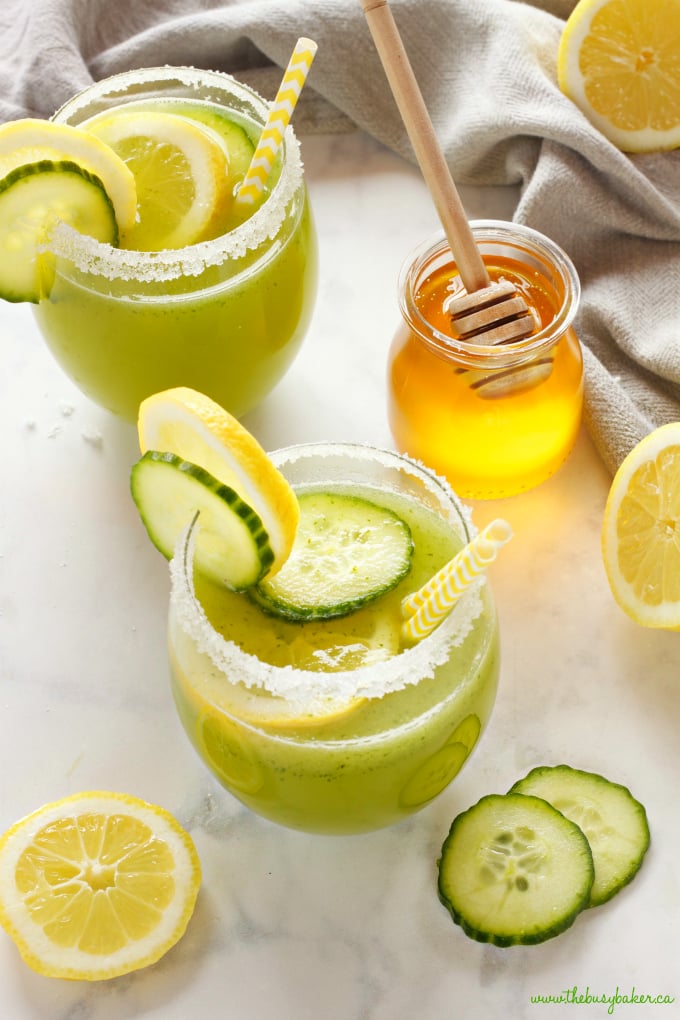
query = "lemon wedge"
xmin=0 ymin=119 xmax=137 ymax=232
xmin=84 ymin=110 xmax=231 ymax=249
xmin=138 ymin=387 xmax=299 ymax=577
xmin=0 ymin=791 xmax=201 ymax=981
xmin=602 ymin=421 xmax=680 ymax=627
xmin=558 ymin=0 xmax=680 ymax=152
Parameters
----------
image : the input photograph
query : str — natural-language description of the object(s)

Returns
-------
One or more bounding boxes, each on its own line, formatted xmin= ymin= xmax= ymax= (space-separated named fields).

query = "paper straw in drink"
xmin=402 ymin=518 xmax=512 ymax=643
xmin=236 ymin=37 xmax=317 ymax=207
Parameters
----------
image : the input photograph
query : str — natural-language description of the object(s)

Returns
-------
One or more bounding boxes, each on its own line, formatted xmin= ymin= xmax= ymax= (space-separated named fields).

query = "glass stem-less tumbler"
xmin=168 ymin=443 xmax=500 ymax=835
xmin=34 ymin=66 xmax=318 ymax=422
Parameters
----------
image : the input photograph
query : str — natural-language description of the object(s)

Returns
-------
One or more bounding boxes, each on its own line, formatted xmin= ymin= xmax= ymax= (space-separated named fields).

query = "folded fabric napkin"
xmin=2 ymin=0 xmax=679 ymax=474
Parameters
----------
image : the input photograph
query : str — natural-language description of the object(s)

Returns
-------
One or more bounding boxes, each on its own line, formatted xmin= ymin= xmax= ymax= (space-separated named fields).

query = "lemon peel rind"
xmin=0 ymin=791 xmax=201 ymax=981
xmin=602 ymin=423 xmax=680 ymax=628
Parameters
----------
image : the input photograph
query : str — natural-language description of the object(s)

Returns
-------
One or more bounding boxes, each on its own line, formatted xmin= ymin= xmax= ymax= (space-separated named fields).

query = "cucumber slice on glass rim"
xmin=0 ymin=159 xmax=118 ymax=302
xmin=172 ymin=108 xmax=255 ymax=182
xmin=437 ymin=792 xmax=594 ymax=947
xmin=509 ymin=764 xmax=650 ymax=907
xmin=251 ymin=491 xmax=414 ymax=621
xmin=130 ymin=451 xmax=274 ymax=591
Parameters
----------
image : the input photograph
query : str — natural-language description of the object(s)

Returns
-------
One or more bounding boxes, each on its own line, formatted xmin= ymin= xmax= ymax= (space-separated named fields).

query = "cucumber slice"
xmin=400 ymin=743 xmax=469 ymax=808
xmin=186 ymin=111 xmax=255 ymax=183
xmin=130 ymin=451 xmax=274 ymax=591
xmin=438 ymin=793 xmax=594 ymax=946
xmin=509 ymin=765 xmax=650 ymax=907
xmin=400 ymin=715 xmax=482 ymax=808
xmin=220 ymin=120 xmax=256 ymax=182
xmin=252 ymin=491 xmax=414 ymax=621
xmin=0 ymin=159 xmax=117 ymax=302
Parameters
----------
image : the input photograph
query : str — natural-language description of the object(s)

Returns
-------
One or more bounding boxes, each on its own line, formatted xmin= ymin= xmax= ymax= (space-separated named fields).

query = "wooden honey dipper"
xmin=359 ymin=0 xmax=535 ymax=344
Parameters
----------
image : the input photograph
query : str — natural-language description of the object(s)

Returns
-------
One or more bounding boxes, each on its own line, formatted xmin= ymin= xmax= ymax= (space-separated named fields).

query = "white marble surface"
xmin=1 ymin=130 xmax=678 ymax=1019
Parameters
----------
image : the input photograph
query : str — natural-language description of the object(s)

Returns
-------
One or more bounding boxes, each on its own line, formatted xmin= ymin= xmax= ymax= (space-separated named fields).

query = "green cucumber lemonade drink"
xmin=32 ymin=66 xmax=317 ymax=421
xmin=167 ymin=443 xmax=500 ymax=834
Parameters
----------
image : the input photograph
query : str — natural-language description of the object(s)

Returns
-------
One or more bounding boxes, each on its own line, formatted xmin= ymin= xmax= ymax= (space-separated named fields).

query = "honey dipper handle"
xmin=360 ymin=0 xmax=489 ymax=292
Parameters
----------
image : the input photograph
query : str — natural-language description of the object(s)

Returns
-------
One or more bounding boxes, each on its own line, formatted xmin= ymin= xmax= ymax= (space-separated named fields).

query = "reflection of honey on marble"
xmin=388 ymin=249 xmax=583 ymax=499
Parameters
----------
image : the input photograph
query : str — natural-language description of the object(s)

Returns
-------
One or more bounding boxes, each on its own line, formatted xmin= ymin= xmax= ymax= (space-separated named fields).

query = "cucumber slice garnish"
xmin=186 ymin=111 xmax=255 ymax=182
xmin=438 ymin=793 xmax=594 ymax=946
xmin=509 ymin=764 xmax=650 ymax=907
xmin=251 ymin=491 xmax=414 ymax=621
xmin=399 ymin=714 xmax=482 ymax=808
xmin=219 ymin=120 xmax=256 ymax=182
xmin=0 ymin=159 xmax=118 ymax=302
xmin=400 ymin=743 xmax=470 ymax=808
xmin=130 ymin=451 xmax=274 ymax=591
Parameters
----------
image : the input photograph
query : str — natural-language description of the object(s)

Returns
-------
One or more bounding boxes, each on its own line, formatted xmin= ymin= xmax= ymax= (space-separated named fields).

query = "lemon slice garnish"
xmin=0 ymin=118 xmax=137 ymax=231
xmin=0 ymin=791 xmax=201 ymax=981
xmin=138 ymin=387 xmax=299 ymax=577
xmin=84 ymin=110 xmax=231 ymax=250
xmin=207 ymin=627 xmax=395 ymax=729
xmin=602 ymin=421 xmax=680 ymax=628
xmin=558 ymin=0 xmax=680 ymax=152
xmin=203 ymin=682 xmax=365 ymax=732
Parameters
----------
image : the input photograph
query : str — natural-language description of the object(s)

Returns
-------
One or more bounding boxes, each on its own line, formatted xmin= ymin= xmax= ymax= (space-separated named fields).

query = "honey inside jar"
xmin=422 ymin=254 xmax=559 ymax=338
xmin=388 ymin=227 xmax=583 ymax=499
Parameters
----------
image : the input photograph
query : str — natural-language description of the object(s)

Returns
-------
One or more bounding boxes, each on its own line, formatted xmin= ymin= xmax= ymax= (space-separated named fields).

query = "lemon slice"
xmin=84 ymin=110 xmax=231 ymax=250
xmin=205 ymin=626 xmax=396 ymax=729
xmin=0 ymin=791 xmax=201 ymax=981
xmin=602 ymin=421 xmax=680 ymax=628
xmin=138 ymin=387 xmax=299 ymax=577
xmin=203 ymin=681 xmax=364 ymax=733
xmin=0 ymin=119 xmax=137 ymax=232
xmin=558 ymin=0 xmax=680 ymax=152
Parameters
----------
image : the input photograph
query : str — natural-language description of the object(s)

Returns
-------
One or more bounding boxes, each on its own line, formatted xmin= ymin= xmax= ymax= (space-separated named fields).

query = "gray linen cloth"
xmin=1 ymin=0 xmax=679 ymax=474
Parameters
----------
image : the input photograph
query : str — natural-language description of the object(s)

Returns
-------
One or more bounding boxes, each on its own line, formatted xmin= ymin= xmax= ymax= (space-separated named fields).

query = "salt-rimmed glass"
xmin=33 ymin=66 xmax=318 ymax=421
xmin=168 ymin=442 xmax=500 ymax=835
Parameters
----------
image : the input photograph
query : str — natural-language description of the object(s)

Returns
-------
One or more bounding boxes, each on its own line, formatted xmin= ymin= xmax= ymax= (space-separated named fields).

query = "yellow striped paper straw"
xmin=236 ymin=37 xmax=318 ymax=206
xmin=401 ymin=519 xmax=513 ymax=644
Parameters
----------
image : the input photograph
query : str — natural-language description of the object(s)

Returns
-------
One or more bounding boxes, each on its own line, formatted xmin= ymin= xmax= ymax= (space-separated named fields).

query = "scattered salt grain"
xmin=81 ymin=428 xmax=103 ymax=449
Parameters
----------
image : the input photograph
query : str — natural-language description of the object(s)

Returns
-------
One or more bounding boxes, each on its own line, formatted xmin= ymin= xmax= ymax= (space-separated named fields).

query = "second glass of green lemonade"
xmin=34 ymin=67 xmax=318 ymax=421
xmin=168 ymin=443 xmax=500 ymax=835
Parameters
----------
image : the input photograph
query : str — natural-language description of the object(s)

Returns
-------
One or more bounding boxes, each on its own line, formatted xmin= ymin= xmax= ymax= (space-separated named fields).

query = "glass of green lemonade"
xmin=33 ymin=66 xmax=318 ymax=422
xmin=168 ymin=443 xmax=500 ymax=835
